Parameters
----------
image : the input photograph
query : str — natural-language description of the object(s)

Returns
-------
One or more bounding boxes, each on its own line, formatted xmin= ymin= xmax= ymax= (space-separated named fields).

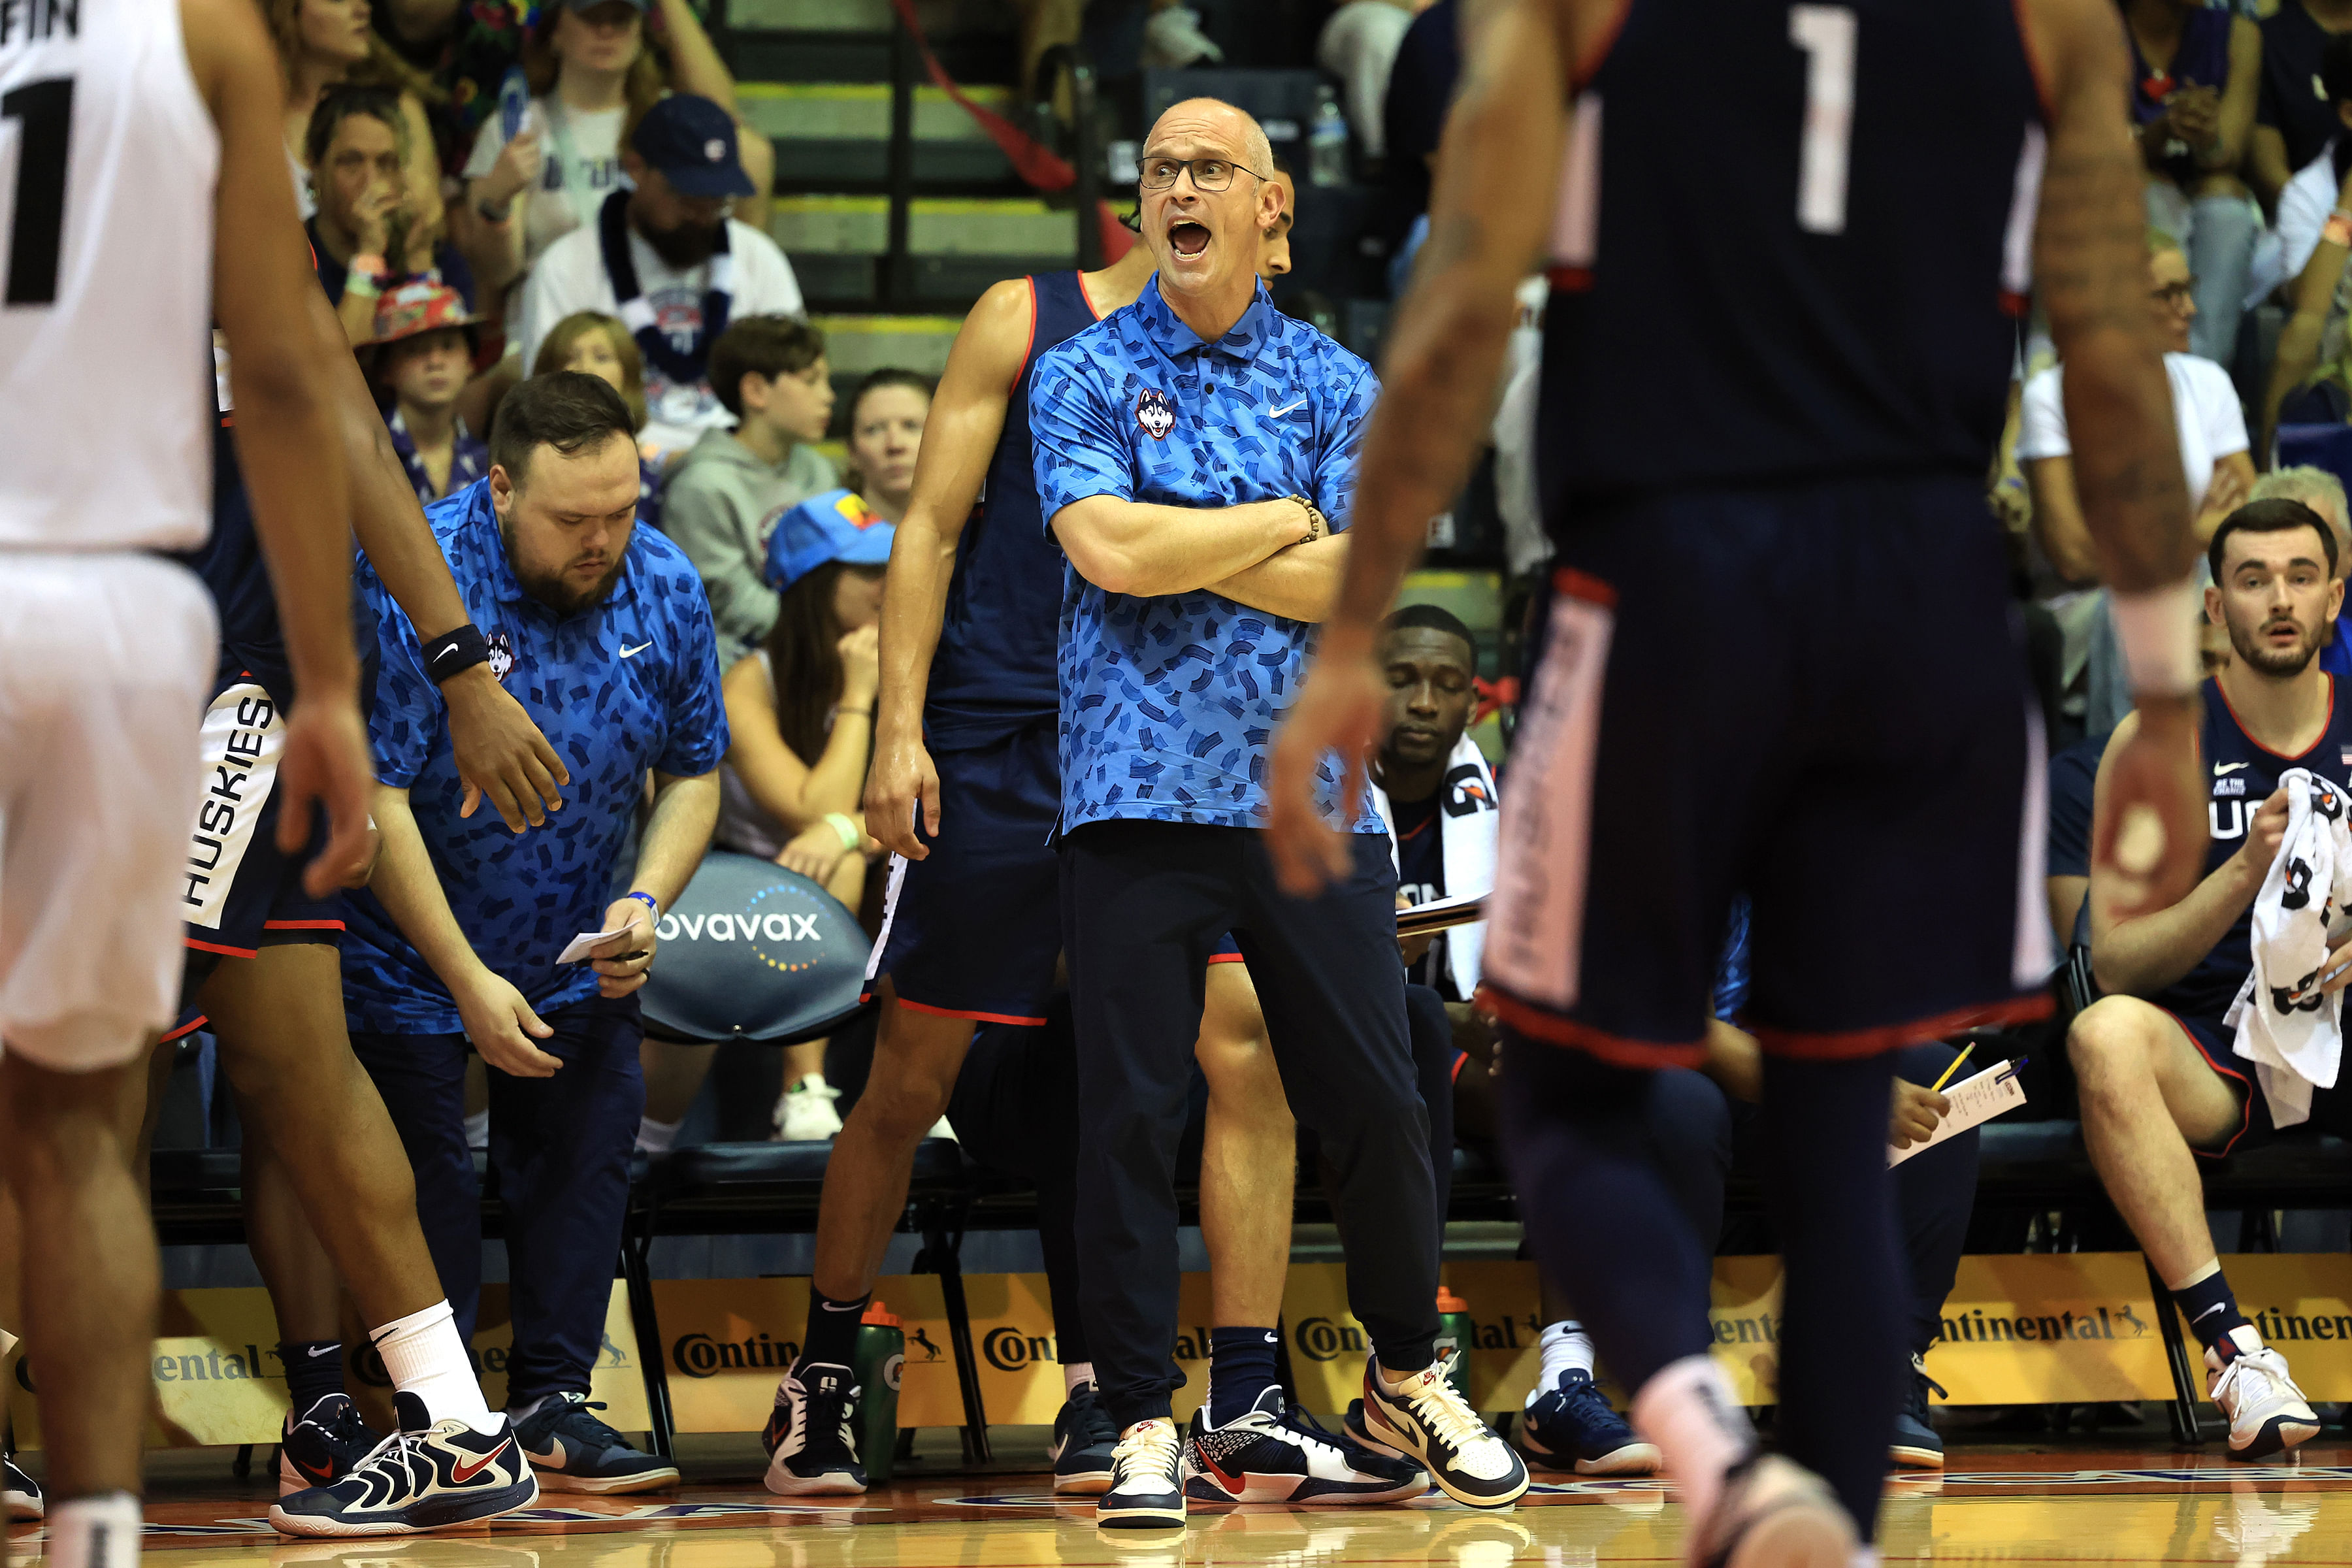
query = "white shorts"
xmin=0 ymin=553 xmax=215 ymax=1071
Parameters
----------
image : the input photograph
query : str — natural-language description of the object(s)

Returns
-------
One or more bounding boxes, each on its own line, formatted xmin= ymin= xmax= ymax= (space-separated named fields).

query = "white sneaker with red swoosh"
xmin=270 ymin=1394 xmax=539 ymax=1537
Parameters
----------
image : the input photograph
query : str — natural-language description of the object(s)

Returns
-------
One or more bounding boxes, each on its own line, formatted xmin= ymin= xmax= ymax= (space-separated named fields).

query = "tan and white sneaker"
xmin=1354 ymin=1349 xmax=1528 ymax=1509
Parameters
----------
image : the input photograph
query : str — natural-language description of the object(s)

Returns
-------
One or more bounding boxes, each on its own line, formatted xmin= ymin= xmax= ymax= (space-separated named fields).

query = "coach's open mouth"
xmin=1168 ymin=220 xmax=1211 ymax=259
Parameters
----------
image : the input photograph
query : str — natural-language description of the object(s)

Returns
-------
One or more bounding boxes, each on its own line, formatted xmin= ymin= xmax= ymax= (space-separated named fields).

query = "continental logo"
xmin=1936 ymin=1305 xmax=2149 ymax=1345
xmin=983 ymin=1327 xmax=1061 ymax=1371
xmin=672 ymin=1331 xmax=800 ymax=1378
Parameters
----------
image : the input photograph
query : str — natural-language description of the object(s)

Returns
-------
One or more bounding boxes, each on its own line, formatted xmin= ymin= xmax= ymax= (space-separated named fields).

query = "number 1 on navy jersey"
xmin=1789 ymin=5 xmax=1855 ymax=235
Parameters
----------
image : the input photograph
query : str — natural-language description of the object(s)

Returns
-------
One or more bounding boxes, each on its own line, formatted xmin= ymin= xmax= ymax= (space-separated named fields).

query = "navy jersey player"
xmin=2070 ymin=499 xmax=2352 ymax=1460
xmin=759 ymin=193 xmax=1383 ymax=1505
xmin=1269 ymin=0 xmax=2208 ymax=1560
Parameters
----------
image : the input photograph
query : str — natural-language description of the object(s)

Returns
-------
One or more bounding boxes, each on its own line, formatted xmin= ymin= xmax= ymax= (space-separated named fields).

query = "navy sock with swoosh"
xmin=1207 ymin=1328 xmax=1279 ymax=1427
xmin=2171 ymin=1269 xmax=2252 ymax=1359
xmin=282 ymin=1339 xmax=345 ymax=1418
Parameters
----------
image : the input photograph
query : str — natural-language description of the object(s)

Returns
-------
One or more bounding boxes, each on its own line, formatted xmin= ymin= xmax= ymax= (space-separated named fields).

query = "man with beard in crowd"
xmin=519 ymin=96 xmax=804 ymax=469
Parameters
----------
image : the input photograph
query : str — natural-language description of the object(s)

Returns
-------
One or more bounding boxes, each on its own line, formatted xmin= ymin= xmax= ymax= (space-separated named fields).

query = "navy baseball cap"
xmin=631 ymin=94 xmax=755 ymax=199
xmin=764 ymin=490 xmax=897 ymax=591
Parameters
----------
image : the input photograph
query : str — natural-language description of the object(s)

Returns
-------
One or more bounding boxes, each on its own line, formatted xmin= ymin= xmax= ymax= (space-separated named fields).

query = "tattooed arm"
xmin=2025 ymin=0 xmax=2206 ymax=917
xmin=1264 ymin=0 xmax=1580 ymax=891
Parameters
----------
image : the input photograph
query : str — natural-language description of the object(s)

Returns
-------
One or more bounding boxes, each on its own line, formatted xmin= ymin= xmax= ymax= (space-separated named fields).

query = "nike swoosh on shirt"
xmin=620 ymin=641 xmax=655 ymax=659
xmin=450 ymin=1438 xmax=514 ymax=1484
xmin=2215 ymin=761 xmax=2251 ymax=775
xmin=1266 ymin=397 xmax=1308 ymax=418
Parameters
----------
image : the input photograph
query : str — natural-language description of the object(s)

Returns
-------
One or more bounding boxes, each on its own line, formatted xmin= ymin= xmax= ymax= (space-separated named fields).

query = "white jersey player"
xmin=0 ymin=0 xmax=368 ymax=1561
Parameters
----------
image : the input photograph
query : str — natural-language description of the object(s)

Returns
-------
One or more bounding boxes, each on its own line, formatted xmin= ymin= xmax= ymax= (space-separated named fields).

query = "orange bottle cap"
xmin=1436 ymin=1288 xmax=1469 ymax=1313
xmin=861 ymin=1299 xmax=902 ymax=1328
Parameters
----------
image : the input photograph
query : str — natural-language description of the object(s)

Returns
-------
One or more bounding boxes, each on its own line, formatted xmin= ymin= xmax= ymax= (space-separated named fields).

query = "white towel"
xmin=1371 ymin=733 xmax=1500 ymax=998
xmin=2226 ymin=767 xmax=2352 ymax=1128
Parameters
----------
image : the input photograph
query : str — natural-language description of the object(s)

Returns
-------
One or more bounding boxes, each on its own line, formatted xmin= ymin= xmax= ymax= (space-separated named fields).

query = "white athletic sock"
xmin=636 ymin=1115 xmax=684 ymax=1153
xmin=1064 ymin=1360 xmax=1096 ymax=1397
xmin=44 ymin=1492 xmax=141 ymax=1568
xmin=463 ymin=1109 xmax=490 ymax=1152
xmin=1629 ymin=1355 xmax=1757 ymax=1529
xmin=371 ymin=1300 xmax=498 ymax=1433
xmin=1529 ymin=1320 xmax=1597 ymax=1405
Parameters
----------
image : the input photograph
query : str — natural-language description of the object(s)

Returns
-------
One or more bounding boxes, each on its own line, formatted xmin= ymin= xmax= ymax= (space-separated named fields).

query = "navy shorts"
xmin=1482 ymin=475 xmax=2053 ymax=1067
xmin=2166 ymin=1008 xmax=2352 ymax=1157
xmin=866 ymin=720 xmax=1239 ymax=1023
xmin=172 ymin=678 xmax=344 ymax=1034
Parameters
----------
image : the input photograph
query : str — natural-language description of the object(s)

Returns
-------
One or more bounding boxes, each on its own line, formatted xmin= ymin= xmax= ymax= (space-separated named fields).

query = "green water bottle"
xmin=851 ymin=1300 xmax=905 ymax=1482
xmin=1435 ymin=1287 xmax=1477 ymax=1405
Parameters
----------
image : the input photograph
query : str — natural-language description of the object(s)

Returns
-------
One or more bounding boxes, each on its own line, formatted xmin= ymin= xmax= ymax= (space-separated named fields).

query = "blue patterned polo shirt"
xmin=342 ymin=478 xmax=730 ymax=1035
xmin=1030 ymin=277 xmax=1383 ymax=834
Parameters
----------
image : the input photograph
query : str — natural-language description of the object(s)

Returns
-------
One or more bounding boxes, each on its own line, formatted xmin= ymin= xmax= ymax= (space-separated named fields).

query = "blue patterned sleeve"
xmin=1712 ymin=894 xmax=1753 ymax=1021
xmin=1030 ymin=350 xmax=1135 ymax=532
xmin=1313 ymin=363 xmax=1380 ymax=529
xmin=655 ymin=563 xmax=731 ymax=778
xmin=359 ymin=553 xmax=440 ymax=790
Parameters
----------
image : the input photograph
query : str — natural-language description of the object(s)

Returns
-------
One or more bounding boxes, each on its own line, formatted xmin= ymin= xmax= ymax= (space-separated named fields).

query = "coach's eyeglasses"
xmin=1138 ymin=155 xmax=1269 ymax=193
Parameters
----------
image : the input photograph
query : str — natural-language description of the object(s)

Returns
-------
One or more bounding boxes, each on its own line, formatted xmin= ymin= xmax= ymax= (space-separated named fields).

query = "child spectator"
xmin=532 ymin=309 xmax=663 ymax=526
xmin=841 ymin=369 xmax=932 ymax=525
xmin=305 ymin=86 xmax=477 ymax=345
xmin=661 ymin=316 xmax=838 ymax=663
xmin=365 ymin=281 xmax=491 ymax=504
xmin=721 ymin=491 xmax=893 ymax=1141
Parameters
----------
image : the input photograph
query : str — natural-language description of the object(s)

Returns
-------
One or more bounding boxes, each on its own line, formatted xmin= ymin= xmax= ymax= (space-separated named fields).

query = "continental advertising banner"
xmin=13 ymin=1283 xmax=647 ymax=1449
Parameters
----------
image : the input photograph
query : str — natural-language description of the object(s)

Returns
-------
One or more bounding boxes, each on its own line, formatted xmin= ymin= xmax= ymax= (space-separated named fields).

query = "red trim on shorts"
xmin=895 ymin=996 xmax=1051 ymax=1027
xmin=1450 ymin=1050 xmax=1469 ymax=1084
xmin=183 ymin=937 xmax=259 ymax=958
xmin=1484 ymin=990 xmax=1709 ymax=1069
xmin=2160 ymin=1006 xmax=2257 ymax=1160
xmin=1207 ymin=951 xmax=1246 ymax=964
xmin=1748 ymin=992 xmax=2055 ymax=1061
xmin=1551 ymin=566 xmax=1616 ymax=608
xmin=263 ymin=919 xmax=346 ymax=931
xmin=161 ymin=1015 xmax=208 ymax=1043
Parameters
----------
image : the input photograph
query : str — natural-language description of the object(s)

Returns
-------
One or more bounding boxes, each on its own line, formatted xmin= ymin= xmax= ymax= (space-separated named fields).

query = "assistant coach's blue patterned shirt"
xmin=1030 ymin=277 xmax=1383 ymax=834
xmin=342 ymin=478 xmax=729 ymax=1034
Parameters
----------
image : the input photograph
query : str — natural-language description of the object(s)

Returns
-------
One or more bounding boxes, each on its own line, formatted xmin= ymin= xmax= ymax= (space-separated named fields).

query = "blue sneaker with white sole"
xmin=1518 ymin=1370 xmax=1659 ymax=1475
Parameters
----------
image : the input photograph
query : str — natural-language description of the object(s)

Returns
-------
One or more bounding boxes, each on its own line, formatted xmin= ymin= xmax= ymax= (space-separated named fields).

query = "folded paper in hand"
xmin=557 ymin=919 xmax=647 ymax=965
xmin=1396 ymin=892 xmax=1486 ymax=937
xmin=1888 ymin=1060 xmax=2025 ymax=1167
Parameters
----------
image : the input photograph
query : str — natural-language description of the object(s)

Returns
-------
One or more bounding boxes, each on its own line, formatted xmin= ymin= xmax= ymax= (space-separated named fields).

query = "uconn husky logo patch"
xmin=1134 ymin=388 xmax=1175 ymax=439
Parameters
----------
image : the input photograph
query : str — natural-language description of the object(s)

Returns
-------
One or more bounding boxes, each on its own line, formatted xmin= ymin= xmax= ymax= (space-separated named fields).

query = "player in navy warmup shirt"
xmin=2070 ymin=500 xmax=2352 ymax=1461
xmin=343 ymin=374 xmax=726 ymax=1499
xmin=1270 ymin=0 xmax=2210 ymax=1554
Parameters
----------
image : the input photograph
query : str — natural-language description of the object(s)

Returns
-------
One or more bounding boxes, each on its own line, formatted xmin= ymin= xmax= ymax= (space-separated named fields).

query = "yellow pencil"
xmin=1929 ymin=1042 xmax=1976 ymax=1094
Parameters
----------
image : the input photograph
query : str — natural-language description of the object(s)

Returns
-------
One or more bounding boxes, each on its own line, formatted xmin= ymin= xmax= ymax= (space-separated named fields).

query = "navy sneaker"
xmin=514 ymin=1392 xmax=679 ymax=1494
xmin=1053 ymin=1380 xmax=1120 ymax=1496
xmin=1890 ymin=1358 xmax=1946 ymax=1470
xmin=1183 ymin=1386 xmax=1428 ymax=1505
xmin=269 ymin=1392 xmax=537 ymax=1537
xmin=1518 ymin=1370 xmax=1659 ymax=1475
xmin=760 ymin=1362 xmax=867 ymax=1495
xmin=280 ymin=1394 xmax=392 ymax=1496
xmin=1354 ymin=1350 xmax=1527 ymax=1510
xmin=1097 ymin=1419 xmax=1185 ymax=1530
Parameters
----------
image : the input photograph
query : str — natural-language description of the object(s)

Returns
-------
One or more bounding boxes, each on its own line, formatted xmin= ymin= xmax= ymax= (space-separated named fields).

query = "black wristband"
xmin=425 ymin=623 xmax=492 ymax=683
